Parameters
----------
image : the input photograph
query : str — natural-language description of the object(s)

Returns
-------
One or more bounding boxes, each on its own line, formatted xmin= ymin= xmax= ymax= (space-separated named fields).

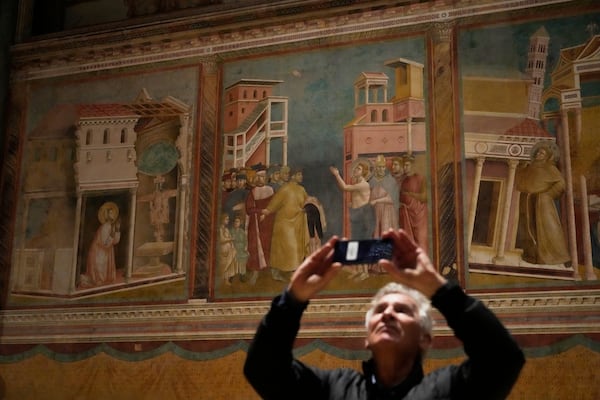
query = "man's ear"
xmin=419 ymin=333 xmax=432 ymax=354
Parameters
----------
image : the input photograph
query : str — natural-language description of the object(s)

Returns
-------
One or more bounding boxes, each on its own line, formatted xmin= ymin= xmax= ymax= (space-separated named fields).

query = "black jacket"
xmin=244 ymin=283 xmax=525 ymax=399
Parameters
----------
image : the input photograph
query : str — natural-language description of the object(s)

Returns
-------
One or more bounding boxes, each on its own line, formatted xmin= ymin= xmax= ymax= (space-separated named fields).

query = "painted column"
xmin=407 ymin=117 xmax=413 ymax=155
xmin=70 ymin=193 xmax=82 ymax=292
xmin=265 ymin=101 xmax=271 ymax=166
xmin=126 ymin=187 xmax=136 ymax=280
xmin=494 ymin=159 xmax=518 ymax=263
xmin=560 ymin=108 xmax=580 ymax=280
xmin=574 ymin=108 xmax=597 ymax=280
xmin=467 ymin=157 xmax=485 ymax=254
xmin=192 ymin=57 xmax=221 ymax=297
xmin=282 ymin=136 xmax=288 ymax=167
xmin=428 ymin=21 xmax=464 ymax=282
xmin=175 ymin=113 xmax=191 ymax=275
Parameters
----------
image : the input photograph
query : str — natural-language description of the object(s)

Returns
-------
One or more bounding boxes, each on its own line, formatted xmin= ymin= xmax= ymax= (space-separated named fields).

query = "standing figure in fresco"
xmin=280 ymin=165 xmax=291 ymax=185
xmin=515 ymin=141 xmax=571 ymax=266
xmin=392 ymin=155 xmax=429 ymax=254
xmin=231 ymin=214 xmax=249 ymax=279
xmin=263 ymin=167 xmax=309 ymax=281
xmin=224 ymin=170 xmax=249 ymax=222
xmin=245 ymin=165 xmax=275 ymax=285
xmin=330 ymin=160 xmax=374 ymax=280
xmin=138 ymin=175 xmax=177 ymax=242
xmin=369 ymin=154 xmax=399 ymax=237
xmin=369 ymin=155 xmax=399 ymax=274
xmin=218 ymin=213 xmax=238 ymax=286
xmin=267 ymin=164 xmax=283 ymax=192
xmin=221 ymin=170 xmax=235 ymax=209
xmin=82 ymin=202 xmax=121 ymax=287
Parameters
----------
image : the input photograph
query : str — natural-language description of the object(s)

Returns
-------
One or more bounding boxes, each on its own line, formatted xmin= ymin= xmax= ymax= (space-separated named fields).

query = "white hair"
xmin=365 ymin=282 xmax=434 ymax=336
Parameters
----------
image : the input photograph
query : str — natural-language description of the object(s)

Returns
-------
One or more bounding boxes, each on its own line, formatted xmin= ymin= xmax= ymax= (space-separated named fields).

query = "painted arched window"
xmin=103 ymin=129 xmax=110 ymax=144
xmin=371 ymin=109 xmax=378 ymax=122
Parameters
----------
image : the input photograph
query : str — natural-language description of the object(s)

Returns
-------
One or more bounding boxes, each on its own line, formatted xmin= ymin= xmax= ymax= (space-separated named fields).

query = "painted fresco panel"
xmin=214 ymin=36 xmax=431 ymax=299
xmin=459 ymin=13 xmax=600 ymax=288
xmin=8 ymin=66 xmax=200 ymax=305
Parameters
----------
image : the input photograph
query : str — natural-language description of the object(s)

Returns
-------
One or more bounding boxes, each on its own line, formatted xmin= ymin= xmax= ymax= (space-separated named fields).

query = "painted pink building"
xmin=222 ymin=79 xmax=288 ymax=169
xmin=341 ymin=58 xmax=427 ymax=235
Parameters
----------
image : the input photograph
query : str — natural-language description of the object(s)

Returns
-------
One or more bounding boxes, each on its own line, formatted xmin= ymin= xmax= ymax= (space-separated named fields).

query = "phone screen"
xmin=333 ymin=239 xmax=393 ymax=264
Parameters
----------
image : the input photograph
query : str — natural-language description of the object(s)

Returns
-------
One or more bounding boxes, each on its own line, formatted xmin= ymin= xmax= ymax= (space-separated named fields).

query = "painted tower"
xmin=222 ymin=79 xmax=288 ymax=169
xmin=526 ymin=26 xmax=550 ymax=120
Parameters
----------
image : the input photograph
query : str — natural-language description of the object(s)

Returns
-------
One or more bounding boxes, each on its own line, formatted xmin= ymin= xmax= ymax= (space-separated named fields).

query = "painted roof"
xmin=76 ymin=104 xmax=138 ymax=118
xmin=464 ymin=114 xmax=552 ymax=138
xmin=505 ymin=117 xmax=551 ymax=137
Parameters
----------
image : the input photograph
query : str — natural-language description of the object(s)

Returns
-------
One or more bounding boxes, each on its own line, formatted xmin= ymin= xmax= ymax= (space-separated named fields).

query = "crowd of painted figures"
xmin=218 ymin=154 xmax=429 ymax=287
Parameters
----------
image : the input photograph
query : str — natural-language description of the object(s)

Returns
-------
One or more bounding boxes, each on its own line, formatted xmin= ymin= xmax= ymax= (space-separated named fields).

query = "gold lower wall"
xmin=0 ymin=346 xmax=597 ymax=400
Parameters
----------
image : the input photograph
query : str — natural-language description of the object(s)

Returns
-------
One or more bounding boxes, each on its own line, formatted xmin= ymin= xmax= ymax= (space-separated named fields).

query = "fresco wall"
xmin=460 ymin=15 xmax=600 ymax=286
xmin=0 ymin=0 xmax=599 ymax=398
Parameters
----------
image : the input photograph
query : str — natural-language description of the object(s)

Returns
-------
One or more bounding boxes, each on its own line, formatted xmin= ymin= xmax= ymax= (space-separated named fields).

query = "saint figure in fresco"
xmin=369 ymin=154 xmax=399 ymax=237
xmin=231 ymin=214 xmax=249 ymax=279
xmin=245 ymin=164 xmax=274 ymax=285
xmin=330 ymin=160 xmax=374 ymax=281
xmin=138 ymin=175 xmax=177 ymax=242
xmin=263 ymin=167 xmax=309 ymax=281
xmin=218 ymin=213 xmax=238 ymax=286
xmin=81 ymin=202 xmax=121 ymax=287
xmin=392 ymin=155 xmax=429 ymax=254
xmin=515 ymin=141 xmax=571 ymax=266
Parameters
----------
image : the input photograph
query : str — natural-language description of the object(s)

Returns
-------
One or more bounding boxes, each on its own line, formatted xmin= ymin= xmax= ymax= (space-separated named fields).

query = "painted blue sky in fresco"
xmin=223 ymin=38 xmax=426 ymax=236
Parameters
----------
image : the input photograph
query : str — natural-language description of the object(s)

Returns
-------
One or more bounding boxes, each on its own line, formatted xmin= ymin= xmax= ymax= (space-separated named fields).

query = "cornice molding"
xmin=0 ymin=288 xmax=598 ymax=343
xmin=9 ymin=0 xmax=576 ymax=81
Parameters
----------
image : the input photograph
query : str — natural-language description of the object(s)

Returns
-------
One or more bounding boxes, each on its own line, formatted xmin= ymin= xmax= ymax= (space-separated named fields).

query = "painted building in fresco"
xmin=11 ymin=91 xmax=191 ymax=297
xmin=464 ymin=27 xmax=599 ymax=281
xmin=342 ymin=58 xmax=427 ymax=238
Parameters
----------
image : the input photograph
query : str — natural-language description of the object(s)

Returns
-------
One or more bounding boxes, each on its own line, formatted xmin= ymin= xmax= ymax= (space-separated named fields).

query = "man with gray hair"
xmin=245 ymin=229 xmax=525 ymax=399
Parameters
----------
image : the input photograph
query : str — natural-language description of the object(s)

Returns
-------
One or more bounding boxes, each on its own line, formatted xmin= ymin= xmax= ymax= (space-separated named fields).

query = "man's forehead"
xmin=377 ymin=292 xmax=418 ymax=307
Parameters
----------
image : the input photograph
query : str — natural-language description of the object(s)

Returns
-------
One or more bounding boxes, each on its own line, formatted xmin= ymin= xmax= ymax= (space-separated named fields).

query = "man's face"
xmin=392 ymin=160 xmax=402 ymax=174
xmin=535 ymin=148 xmax=548 ymax=161
xmin=353 ymin=164 xmax=364 ymax=178
xmin=271 ymin=171 xmax=281 ymax=182
xmin=292 ymin=171 xmax=303 ymax=183
xmin=403 ymin=161 xmax=413 ymax=175
xmin=255 ymin=172 xmax=266 ymax=186
xmin=365 ymin=293 xmax=429 ymax=355
xmin=375 ymin=164 xmax=387 ymax=178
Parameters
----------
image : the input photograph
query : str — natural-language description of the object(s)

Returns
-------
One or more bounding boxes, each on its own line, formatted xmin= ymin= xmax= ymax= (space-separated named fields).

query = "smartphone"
xmin=333 ymin=238 xmax=393 ymax=265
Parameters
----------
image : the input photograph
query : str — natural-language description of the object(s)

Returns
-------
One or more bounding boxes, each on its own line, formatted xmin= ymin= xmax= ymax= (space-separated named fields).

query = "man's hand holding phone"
xmin=379 ymin=229 xmax=447 ymax=298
